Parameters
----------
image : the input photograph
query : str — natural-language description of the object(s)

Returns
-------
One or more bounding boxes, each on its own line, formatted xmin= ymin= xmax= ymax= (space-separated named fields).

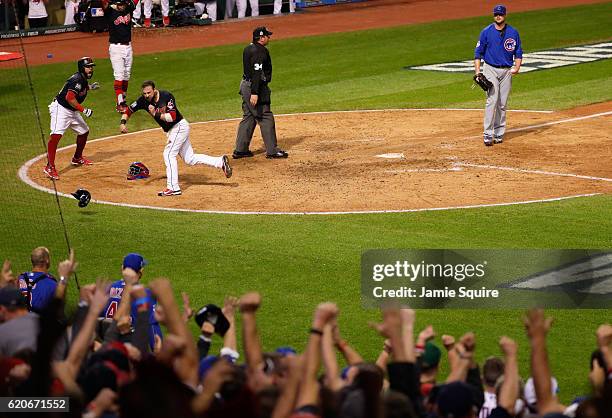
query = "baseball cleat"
xmin=71 ymin=156 xmax=94 ymax=166
xmin=221 ymin=155 xmax=232 ymax=178
xmin=494 ymin=136 xmax=503 ymax=144
xmin=162 ymin=16 xmax=170 ymax=27
xmin=44 ymin=165 xmax=59 ymax=180
xmin=484 ymin=136 xmax=493 ymax=146
xmin=132 ymin=18 xmax=141 ymax=27
xmin=266 ymin=150 xmax=289 ymax=159
xmin=144 ymin=18 xmax=152 ymax=28
xmin=158 ymin=188 xmax=182 ymax=197
xmin=232 ymin=150 xmax=254 ymax=159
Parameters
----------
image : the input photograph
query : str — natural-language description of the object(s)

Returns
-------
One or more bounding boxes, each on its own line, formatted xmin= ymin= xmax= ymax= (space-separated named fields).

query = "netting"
xmin=0 ymin=12 xmax=80 ymax=296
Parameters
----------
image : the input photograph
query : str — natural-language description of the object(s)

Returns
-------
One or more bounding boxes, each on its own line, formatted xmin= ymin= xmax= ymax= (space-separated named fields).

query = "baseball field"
xmin=0 ymin=0 xmax=611 ymax=402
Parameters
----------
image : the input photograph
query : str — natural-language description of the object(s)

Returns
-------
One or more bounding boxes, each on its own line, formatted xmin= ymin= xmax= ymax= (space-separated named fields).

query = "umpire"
xmin=233 ymin=26 xmax=288 ymax=159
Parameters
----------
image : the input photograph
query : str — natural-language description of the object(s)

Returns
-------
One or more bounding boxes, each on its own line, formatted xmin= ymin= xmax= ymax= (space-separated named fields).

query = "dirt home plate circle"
xmin=21 ymin=107 xmax=612 ymax=214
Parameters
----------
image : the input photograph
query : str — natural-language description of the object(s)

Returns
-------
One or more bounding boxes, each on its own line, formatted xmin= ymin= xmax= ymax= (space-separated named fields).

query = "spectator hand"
xmin=239 ymin=292 xmax=262 ymax=313
xmin=181 ymin=292 xmax=194 ymax=322
xmin=441 ymin=334 xmax=456 ymax=350
xmin=523 ymin=308 xmax=553 ymax=339
xmin=312 ymin=302 xmax=339 ymax=329
xmin=222 ymin=295 xmax=239 ymax=319
xmin=130 ymin=284 xmax=147 ymax=300
xmin=1 ymin=260 xmax=16 ymax=287
xmin=58 ymin=249 xmax=78 ymax=279
xmin=90 ymin=279 xmax=110 ymax=312
xmin=79 ymin=284 xmax=95 ymax=305
xmin=499 ymin=336 xmax=518 ymax=357
xmin=596 ymin=324 xmax=612 ymax=349
xmin=418 ymin=325 xmax=436 ymax=346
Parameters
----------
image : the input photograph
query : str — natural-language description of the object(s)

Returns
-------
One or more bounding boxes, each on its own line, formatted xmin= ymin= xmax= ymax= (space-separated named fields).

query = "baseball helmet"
xmin=195 ymin=304 xmax=230 ymax=336
xmin=71 ymin=188 xmax=91 ymax=208
xmin=77 ymin=57 xmax=96 ymax=79
xmin=127 ymin=162 xmax=150 ymax=180
xmin=253 ymin=26 xmax=273 ymax=42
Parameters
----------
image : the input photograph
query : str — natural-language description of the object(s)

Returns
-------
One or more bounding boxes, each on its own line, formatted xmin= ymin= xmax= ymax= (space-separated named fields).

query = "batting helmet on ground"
xmin=71 ymin=188 xmax=91 ymax=208
xmin=127 ymin=162 xmax=150 ymax=180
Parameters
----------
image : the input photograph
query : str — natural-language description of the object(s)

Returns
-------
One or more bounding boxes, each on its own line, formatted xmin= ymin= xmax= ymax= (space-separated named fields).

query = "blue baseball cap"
xmin=493 ymin=5 xmax=506 ymax=15
xmin=275 ymin=346 xmax=297 ymax=356
xmin=122 ymin=253 xmax=147 ymax=271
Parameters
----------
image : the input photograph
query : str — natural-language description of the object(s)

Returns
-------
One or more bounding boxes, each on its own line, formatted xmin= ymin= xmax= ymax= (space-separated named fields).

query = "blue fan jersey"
xmin=18 ymin=272 xmax=57 ymax=313
xmin=475 ymin=24 xmax=523 ymax=67
xmin=102 ymin=279 xmax=163 ymax=348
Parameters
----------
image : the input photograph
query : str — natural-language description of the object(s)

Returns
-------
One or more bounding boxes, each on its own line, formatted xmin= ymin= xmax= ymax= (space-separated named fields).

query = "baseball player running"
xmin=119 ymin=80 xmax=232 ymax=196
xmin=103 ymin=0 xmax=138 ymax=113
xmin=474 ymin=4 xmax=522 ymax=146
xmin=44 ymin=57 xmax=97 ymax=181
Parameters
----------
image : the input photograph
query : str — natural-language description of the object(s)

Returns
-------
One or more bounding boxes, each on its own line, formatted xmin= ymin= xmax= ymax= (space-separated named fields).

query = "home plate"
xmin=376 ymin=153 xmax=405 ymax=159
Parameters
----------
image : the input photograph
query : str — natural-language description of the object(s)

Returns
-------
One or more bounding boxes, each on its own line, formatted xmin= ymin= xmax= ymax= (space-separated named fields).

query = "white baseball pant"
xmin=164 ymin=119 xmax=224 ymax=191
xmin=161 ymin=0 xmax=169 ymax=17
xmin=194 ymin=1 xmax=216 ymax=20
xmin=225 ymin=0 xmax=235 ymax=18
xmin=132 ymin=0 xmax=152 ymax=19
xmin=49 ymin=100 xmax=89 ymax=135
xmin=273 ymin=0 xmax=295 ymax=14
xmin=109 ymin=43 xmax=133 ymax=81
xmin=237 ymin=0 xmax=257 ymax=18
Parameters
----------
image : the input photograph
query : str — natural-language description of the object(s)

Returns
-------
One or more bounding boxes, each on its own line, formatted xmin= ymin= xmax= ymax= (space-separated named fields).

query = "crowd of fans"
xmin=0 ymin=247 xmax=610 ymax=418
xmin=0 ymin=0 xmax=293 ymax=32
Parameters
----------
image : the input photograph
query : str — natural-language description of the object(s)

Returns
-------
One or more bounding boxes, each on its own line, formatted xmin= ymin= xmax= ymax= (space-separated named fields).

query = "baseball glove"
xmin=473 ymin=73 xmax=493 ymax=92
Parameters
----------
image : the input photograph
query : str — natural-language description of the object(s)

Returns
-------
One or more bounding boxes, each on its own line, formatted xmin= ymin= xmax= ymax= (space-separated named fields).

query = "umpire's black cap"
xmin=253 ymin=26 xmax=273 ymax=41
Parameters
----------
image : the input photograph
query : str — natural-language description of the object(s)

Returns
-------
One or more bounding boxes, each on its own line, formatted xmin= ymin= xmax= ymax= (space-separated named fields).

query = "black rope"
xmin=11 ymin=9 xmax=80 ymax=290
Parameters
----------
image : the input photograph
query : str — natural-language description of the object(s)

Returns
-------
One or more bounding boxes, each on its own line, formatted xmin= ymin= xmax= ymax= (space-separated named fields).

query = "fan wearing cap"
xmin=44 ymin=57 xmax=98 ymax=181
xmin=233 ymin=26 xmax=288 ymax=160
xmin=101 ymin=253 xmax=162 ymax=349
xmin=474 ymin=4 xmax=522 ymax=146
xmin=0 ymin=287 xmax=39 ymax=356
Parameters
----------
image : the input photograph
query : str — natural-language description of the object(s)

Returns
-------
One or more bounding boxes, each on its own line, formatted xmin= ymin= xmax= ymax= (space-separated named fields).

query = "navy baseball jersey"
xmin=17 ymin=272 xmax=57 ymax=313
xmin=102 ymin=279 xmax=163 ymax=348
xmin=128 ymin=90 xmax=183 ymax=132
xmin=475 ymin=24 xmax=523 ymax=67
xmin=106 ymin=1 xmax=135 ymax=44
xmin=55 ymin=73 xmax=89 ymax=111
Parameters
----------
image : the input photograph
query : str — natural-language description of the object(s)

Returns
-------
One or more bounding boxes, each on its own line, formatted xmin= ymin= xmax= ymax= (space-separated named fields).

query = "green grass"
xmin=0 ymin=2 xmax=611 ymax=403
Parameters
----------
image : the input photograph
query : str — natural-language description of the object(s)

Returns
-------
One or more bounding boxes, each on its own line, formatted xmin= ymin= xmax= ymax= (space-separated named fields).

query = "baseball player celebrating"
xmin=44 ymin=57 xmax=97 ymax=181
xmin=119 ymin=80 xmax=232 ymax=197
xmin=103 ymin=0 xmax=137 ymax=113
xmin=474 ymin=4 xmax=522 ymax=146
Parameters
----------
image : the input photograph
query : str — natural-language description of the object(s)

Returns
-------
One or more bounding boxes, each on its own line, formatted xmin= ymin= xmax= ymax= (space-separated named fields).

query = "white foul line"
xmin=504 ymin=110 xmax=612 ymax=134
xmin=456 ymin=163 xmax=612 ymax=182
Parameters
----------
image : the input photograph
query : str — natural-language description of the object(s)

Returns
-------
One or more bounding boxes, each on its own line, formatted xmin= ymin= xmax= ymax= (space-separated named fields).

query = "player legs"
xmin=110 ymin=44 xmax=128 ymax=110
xmin=70 ymin=114 xmax=92 ymax=165
xmin=45 ymin=101 xmax=72 ymax=179
xmin=235 ymin=101 xmax=257 ymax=153
xmin=249 ymin=0 xmax=258 ymax=16
xmin=133 ymin=0 xmax=142 ymax=20
xmin=482 ymin=64 xmax=500 ymax=144
xmin=205 ymin=0 xmax=216 ymax=20
xmin=161 ymin=0 xmax=170 ymax=26
xmin=121 ymin=46 xmax=133 ymax=106
xmin=289 ymin=0 xmax=295 ymax=13
xmin=162 ymin=121 xmax=189 ymax=192
xmin=236 ymin=0 xmax=246 ymax=18
xmin=225 ymin=0 xmax=235 ymax=18
xmin=259 ymin=105 xmax=280 ymax=155
xmin=493 ymin=70 xmax=512 ymax=141
xmin=273 ymin=0 xmax=281 ymax=14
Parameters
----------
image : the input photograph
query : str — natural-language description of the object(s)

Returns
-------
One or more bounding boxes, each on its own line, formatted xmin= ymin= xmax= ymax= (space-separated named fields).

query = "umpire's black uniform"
xmin=233 ymin=26 xmax=288 ymax=159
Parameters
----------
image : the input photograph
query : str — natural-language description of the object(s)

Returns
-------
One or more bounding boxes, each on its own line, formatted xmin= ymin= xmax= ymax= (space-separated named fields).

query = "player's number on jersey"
xmin=106 ymin=300 xmax=119 ymax=318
